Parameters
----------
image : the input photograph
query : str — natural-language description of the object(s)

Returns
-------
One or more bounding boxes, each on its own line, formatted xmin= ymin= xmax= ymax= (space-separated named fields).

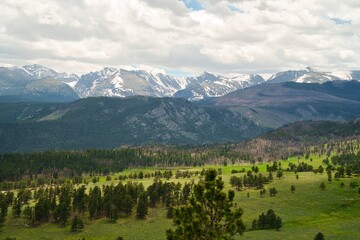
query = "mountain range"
xmin=0 ymin=64 xmax=360 ymax=153
xmin=0 ymin=80 xmax=359 ymax=153
xmin=1 ymin=64 xmax=359 ymax=102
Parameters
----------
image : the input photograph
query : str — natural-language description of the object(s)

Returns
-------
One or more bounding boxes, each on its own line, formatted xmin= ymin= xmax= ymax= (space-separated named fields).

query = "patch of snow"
xmin=111 ymin=75 xmax=124 ymax=89
xmin=295 ymin=74 xmax=308 ymax=83
xmin=227 ymin=74 xmax=250 ymax=82
xmin=213 ymin=81 xmax=228 ymax=86
xmin=176 ymin=77 xmax=190 ymax=89
xmin=331 ymin=71 xmax=352 ymax=80
xmin=259 ymin=73 xmax=273 ymax=81
xmin=64 ymin=81 xmax=78 ymax=88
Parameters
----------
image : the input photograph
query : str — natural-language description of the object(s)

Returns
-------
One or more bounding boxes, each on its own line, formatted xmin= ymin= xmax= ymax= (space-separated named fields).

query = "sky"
xmin=0 ymin=0 xmax=359 ymax=75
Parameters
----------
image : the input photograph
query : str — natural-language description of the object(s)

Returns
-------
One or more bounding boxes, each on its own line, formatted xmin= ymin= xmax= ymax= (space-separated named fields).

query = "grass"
xmin=1 ymin=154 xmax=360 ymax=240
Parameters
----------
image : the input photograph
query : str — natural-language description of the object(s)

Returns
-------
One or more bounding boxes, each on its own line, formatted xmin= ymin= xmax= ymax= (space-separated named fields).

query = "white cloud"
xmin=0 ymin=0 xmax=359 ymax=74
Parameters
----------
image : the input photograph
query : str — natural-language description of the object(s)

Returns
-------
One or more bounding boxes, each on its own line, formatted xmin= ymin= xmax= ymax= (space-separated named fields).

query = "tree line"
xmin=0 ymin=178 xmax=196 ymax=229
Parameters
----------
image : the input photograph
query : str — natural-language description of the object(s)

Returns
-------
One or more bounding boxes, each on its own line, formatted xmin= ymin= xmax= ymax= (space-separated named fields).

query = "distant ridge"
xmin=1 ymin=64 xmax=359 ymax=102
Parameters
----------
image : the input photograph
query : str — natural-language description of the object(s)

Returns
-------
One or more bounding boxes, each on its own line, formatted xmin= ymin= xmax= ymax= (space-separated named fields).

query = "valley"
xmin=0 ymin=140 xmax=359 ymax=240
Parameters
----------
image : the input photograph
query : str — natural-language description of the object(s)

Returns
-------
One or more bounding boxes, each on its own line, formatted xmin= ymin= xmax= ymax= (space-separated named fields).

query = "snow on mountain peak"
xmin=330 ymin=71 xmax=352 ymax=80
xmin=3 ymin=64 xmax=359 ymax=102
xmin=99 ymin=67 xmax=117 ymax=77
xmin=21 ymin=64 xmax=79 ymax=83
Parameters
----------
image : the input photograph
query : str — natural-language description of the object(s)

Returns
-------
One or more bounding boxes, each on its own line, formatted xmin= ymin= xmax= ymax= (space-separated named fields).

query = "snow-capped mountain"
xmin=0 ymin=65 xmax=79 ymax=102
xmin=16 ymin=64 xmax=80 ymax=83
xmin=174 ymin=72 xmax=265 ymax=101
xmin=267 ymin=67 xmax=360 ymax=83
xmin=75 ymin=69 xmax=265 ymax=100
xmin=1 ymin=64 xmax=359 ymax=103
xmin=74 ymin=67 xmax=190 ymax=98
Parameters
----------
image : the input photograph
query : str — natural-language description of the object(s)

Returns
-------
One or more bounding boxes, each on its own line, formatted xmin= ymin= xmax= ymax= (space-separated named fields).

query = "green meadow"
xmin=1 ymin=154 xmax=360 ymax=240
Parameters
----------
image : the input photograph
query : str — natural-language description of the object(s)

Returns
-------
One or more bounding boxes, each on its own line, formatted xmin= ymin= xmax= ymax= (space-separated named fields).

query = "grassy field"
xmin=1 ymin=154 xmax=360 ymax=240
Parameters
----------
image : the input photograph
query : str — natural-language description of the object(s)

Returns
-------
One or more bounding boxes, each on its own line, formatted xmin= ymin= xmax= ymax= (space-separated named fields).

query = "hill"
xmin=0 ymin=96 xmax=267 ymax=153
xmin=204 ymin=80 xmax=360 ymax=128
xmin=226 ymin=119 xmax=360 ymax=162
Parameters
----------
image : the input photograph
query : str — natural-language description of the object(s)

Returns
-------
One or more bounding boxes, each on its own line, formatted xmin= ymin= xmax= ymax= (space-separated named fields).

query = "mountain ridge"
xmin=0 ymin=80 xmax=360 ymax=153
xmin=3 ymin=64 xmax=359 ymax=102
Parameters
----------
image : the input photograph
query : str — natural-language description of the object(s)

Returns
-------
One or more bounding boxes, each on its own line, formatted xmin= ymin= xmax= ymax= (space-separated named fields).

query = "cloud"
xmin=0 ymin=0 xmax=359 ymax=74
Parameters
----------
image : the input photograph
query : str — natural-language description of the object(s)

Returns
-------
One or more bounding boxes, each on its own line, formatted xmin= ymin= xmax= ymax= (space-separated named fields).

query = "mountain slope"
xmin=204 ymin=80 xmax=360 ymax=128
xmin=0 ymin=96 xmax=268 ymax=153
xmin=268 ymin=67 xmax=359 ymax=83
xmin=0 ymin=65 xmax=79 ymax=102
xmin=174 ymin=72 xmax=265 ymax=100
xmin=228 ymin=119 xmax=360 ymax=162
xmin=74 ymin=68 xmax=189 ymax=98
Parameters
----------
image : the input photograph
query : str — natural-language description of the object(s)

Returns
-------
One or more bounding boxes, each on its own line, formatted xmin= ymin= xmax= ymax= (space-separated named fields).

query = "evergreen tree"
xmin=71 ymin=215 xmax=84 ymax=232
xmin=102 ymin=185 xmax=117 ymax=222
xmin=88 ymin=186 xmax=102 ymax=219
xmin=0 ymin=192 xmax=12 ymax=228
xmin=314 ymin=232 xmax=325 ymax=240
xmin=136 ymin=193 xmax=148 ymax=219
xmin=73 ymin=185 xmax=88 ymax=215
xmin=23 ymin=206 xmax=35 ymax=226
xmin=181 ymin=183 xmax=191 ymax=204
xmin=54 ymin=184 xmax=72 ymax=226
xmin=166 ymin=168 xmax=245 ymax=240
xmin=269 ymin=187 xmax=278 ymax=197
xmin=12 ymin=197 xmax=22 ymax=217
xmin=253 ymin=209 xmax=282 ymax=231
xmin=268 ymin=172 xmax=273 ymax=181
xmin=34 ymin=195 xmax=51 ymax=223
xmin=274 ymin=216 xmax=282 ymax=230
xmin=123 ymin=194 xmax=133 ymax=216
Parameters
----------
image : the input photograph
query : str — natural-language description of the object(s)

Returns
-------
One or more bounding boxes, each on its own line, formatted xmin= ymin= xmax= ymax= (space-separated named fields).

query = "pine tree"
xmin=123 ymin=194 xmax=133 ymax=216
xmin=314 ymin=232 xmax=325 ymax=240
xmin=88 ymin=186 xmax=102 ymax=219
xmin=136 ymin=193 xmax=148 ymax=219
xmin=12 ymin=197 xmax=22 ymax=217
xmin=71 ymin=215 xmax=84 ymax=232
xmin=73 ymin=185 xmax=88 ymax=215
xmin=274 ymin=216 xmax=282 ymax=230
xmin=103 ymin=185 xmax=118 ymax=222
xmin=269 ymin=187 xmax=278 ymax=197
xmin=0 ymin=192 xmax=12 ymax=228
xmin=34 ymin=195 xmax=51 ymax=223
xmin=54 ymin=184 xmax=72 ymax=226
xmin=166 ymin=168 xmax=245 ymax=240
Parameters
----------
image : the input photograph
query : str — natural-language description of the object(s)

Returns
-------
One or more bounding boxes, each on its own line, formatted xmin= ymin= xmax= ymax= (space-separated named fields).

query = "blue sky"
xmin=181 ymin=0 xmax=204 ymax=11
